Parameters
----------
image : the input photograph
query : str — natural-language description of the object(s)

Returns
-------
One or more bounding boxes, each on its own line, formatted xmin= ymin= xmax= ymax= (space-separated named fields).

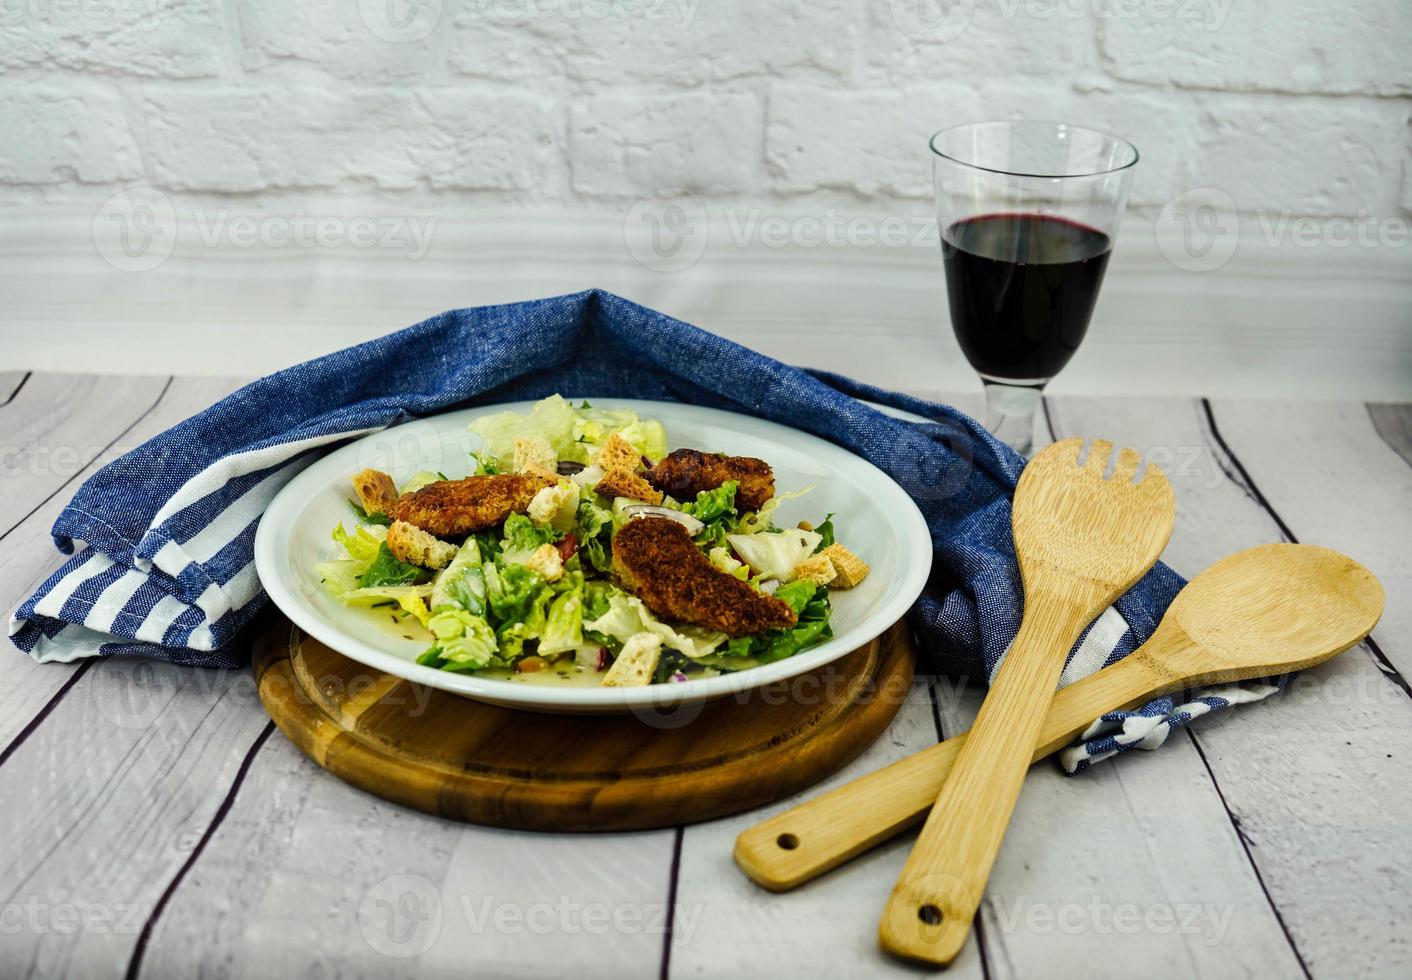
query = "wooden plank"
xmin=0 ymin=376 xmax=247 ymax=749
xmin=137 ymin=731 xmax=676 ymax=979
xmin=1205 ymin=400 xmax=1412 ymax=683
xmin=1367 ymin=402 xmax=1412 ymax=470
xmin=0 ymin=656 xmax=270 ymax=980
xmin=1045 ymin=395 xmax=1412 ymax=980
xmin=0 ymin=372 xmax=170 ymax=535
xmin=670 ymin=679 xmax=986 ymax=979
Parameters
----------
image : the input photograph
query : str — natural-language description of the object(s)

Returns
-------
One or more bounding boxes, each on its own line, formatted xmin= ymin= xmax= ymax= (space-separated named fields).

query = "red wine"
xmin=943 ymin=213 xmax=1112 ymax=382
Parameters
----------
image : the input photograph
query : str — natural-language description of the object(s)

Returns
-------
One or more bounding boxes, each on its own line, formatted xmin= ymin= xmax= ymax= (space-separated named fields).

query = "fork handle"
xmin=733 ymin=643 xmax=1177 ymax=891
xmin=879 ymin=587 xmax=1101 ymax=965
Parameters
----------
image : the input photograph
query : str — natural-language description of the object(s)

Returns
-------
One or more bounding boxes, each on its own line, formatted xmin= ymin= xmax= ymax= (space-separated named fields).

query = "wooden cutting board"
xmin=252 ymin=612 xmax=915 ymax=832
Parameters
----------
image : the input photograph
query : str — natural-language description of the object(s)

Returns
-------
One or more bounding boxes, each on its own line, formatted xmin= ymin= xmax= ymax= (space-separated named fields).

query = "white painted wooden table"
xmin=1 ymin=371 xmax=1409 ymax=980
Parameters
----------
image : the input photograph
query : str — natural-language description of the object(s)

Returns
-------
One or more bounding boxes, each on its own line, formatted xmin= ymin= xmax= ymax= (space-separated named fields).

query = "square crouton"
xmin=387 ymin=520 xmax=457 ymax=570
xmin=819 ymin=543 xmax=869 ymax=588
xmin=601 ymin=633 xmax=663 ymax=687
xmin=352 ymin=468 xmax=399 ymax=517
xmin=528 ymin=482 xmax=579 ymax=532
xmin=522 ymin=543 xmax=564 ymax=583
xmin=592 ymin=433 xmax=643 ymax=473
xmin=792 ymin=554 xmax=838 ymax=588
xmin=595 ymin=468 xmax=662 ymax=504
xmin=514 ymin=435 xmax=558 ymax=475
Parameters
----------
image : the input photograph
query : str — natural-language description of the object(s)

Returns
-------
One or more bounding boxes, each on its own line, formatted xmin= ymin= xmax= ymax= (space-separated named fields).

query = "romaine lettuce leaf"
xmin=574 ymin=497 xmax=614 ymax=573
xmin=583 ymin=594 xmax=727 ymax=659
xmin=425 ymin=609 xmax=501 ymax=670
xmin=538 ymin=586 xmax=585 ymax=657
xmin=359 ymin=542 xmax=429 ymax=588
xmin=399 ymin=471 xmax=444 ymax=495
xmin=431 ymin=537 xmax=486 ymax=614
xmin=468 ymin=395 xmax=669 ymax=467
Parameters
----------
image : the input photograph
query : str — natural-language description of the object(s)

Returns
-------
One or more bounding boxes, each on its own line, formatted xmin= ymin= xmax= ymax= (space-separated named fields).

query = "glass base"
xmin=981 ymin=380 xmax=1047 ymax=458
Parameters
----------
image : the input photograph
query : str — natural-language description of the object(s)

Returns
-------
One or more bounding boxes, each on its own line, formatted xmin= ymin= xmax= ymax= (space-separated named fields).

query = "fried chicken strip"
xmin=645 ymin=449 xmax=775 ymax=512
xmin=389 ymin=473 xmax=551 ymax=538
xmin=612 ymin=517 xmax=797 ymax=637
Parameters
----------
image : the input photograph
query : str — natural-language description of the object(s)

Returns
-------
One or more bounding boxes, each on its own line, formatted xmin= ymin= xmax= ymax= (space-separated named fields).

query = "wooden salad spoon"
xmin=878 ymin=437 xmax=1175 ymax=966
xmin=735 ymin=542 xmax=1384 ymax=893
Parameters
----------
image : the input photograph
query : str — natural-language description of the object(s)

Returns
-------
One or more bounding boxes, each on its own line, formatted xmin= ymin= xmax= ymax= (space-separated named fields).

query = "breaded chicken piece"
xmin=390 ymin=473 xmax=551 ymax=537
xmin=386 ymin=520 xmax=457 ymax=570
xmin=612 ymin=518 xmax=797 ymax=637
xmin=645 ymin=449 xmax=775 ymax=511
xmin=352 ymin=468 xmax=399 ymax=517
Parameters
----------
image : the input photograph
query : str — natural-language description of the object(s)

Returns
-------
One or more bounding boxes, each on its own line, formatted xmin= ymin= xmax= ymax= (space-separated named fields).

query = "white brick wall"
xmin=2 ymin=0 xmax=1406 ymax=219
xmin=0 ymin=0 xmax=1409 ymax=398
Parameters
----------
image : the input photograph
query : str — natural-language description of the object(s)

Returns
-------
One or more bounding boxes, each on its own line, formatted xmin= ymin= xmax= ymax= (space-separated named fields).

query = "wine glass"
xmin=931 ymin=121 xmax=1138 ymax=456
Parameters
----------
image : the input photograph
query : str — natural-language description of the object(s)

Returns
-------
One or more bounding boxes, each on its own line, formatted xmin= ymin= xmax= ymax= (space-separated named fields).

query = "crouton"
xmin=522 ymin=462 xmax=561 ymax=484
xmin=352 ymin=468 xmax=398 ymax=517
xmin=522 ymin=543 xmax=564 ymax=583
xmin=601 ymin=633 xmax=663 ymax=687
xmin=386 ymin=520 xmax=457 ymax=570
xmin=595 ymin=468 xmax=662 ymax=504
xmin=528 ymin=482 xmax=579 ymax=532
xmin=592 ymin=433 xmax=642 ymax=473
xmin=792 ymin=554 xmax=838 ymax=588
xmin=514 ymin=435 xmax=558 ymax=475
xmin=819 ymin=543 xmax=869 ymax=588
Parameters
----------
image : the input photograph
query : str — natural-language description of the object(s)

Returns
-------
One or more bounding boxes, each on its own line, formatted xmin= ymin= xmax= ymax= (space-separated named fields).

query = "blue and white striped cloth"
xmin=8 ymin=289 xmax=1281 ymax=771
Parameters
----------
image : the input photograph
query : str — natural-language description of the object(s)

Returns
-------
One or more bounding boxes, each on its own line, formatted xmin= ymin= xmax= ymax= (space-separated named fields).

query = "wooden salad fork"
xmin=878 ymin=437 xmax=1175 ymax=966
xmin=735 ymin=542 xmax=1384 ymax=892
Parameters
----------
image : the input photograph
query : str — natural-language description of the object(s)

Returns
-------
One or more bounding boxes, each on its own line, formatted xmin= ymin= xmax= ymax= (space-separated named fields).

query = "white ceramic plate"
xmin=254 ymin=399 xmax=931 ymax=714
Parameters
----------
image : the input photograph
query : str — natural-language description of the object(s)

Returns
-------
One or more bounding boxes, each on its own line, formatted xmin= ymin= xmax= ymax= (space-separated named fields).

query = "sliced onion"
xmin=621 ymin=505 xmax=705 ymax=537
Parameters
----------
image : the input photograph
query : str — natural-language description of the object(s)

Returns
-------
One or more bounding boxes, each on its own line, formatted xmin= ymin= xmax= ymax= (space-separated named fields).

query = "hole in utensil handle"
xmin=776 ymin=833 xmax=799 ymax=850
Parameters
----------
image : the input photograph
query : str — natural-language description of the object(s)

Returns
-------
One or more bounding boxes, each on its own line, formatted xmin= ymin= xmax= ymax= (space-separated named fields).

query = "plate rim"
xmin=254 ymin=397 xmax=931 ymax=713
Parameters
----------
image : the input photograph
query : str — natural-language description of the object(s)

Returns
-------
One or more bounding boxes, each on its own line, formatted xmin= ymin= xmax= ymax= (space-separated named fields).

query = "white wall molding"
xmin=1 ymin=206 xmax=1408 ymax=400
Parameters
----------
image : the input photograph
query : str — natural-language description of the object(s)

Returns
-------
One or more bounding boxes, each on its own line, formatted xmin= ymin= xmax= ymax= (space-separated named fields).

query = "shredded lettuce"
xmin=574 ymin=497 xmax=614 ymax=573
xmin=469 ymin=394 xmax=669 ymax=467
xmin=431 ymin=538 xmax=486 ymax=614
xmin=468 ymin=450 xmax=501 ymax=475
xmin=399 ymin=470 xmax=444 ymax=495
xmin=359 ymin=543 xmax=429 ymax=588
xmin=539 ymin=585 xmax=585 ymax=657
xmin=726 ymin=528 xmax=823 ymax=581
xmin=721 ymin=580 xmax=832 ymax=663
xmin=424 ymin=609 xmax=501 ymax=671
xmin=736 ymin=485 xmax=815 ymax=535
xmin=584 ymin=593 xmax=727 ymax=659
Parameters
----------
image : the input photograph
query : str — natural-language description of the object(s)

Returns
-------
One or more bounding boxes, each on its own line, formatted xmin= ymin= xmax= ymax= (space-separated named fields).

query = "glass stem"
xmin=982 ymin=382 xmax=1045 ymax=458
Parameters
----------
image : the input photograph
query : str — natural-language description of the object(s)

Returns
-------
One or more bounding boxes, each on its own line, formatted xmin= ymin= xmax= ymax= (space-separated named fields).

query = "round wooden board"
xmin=252 ymin=612 xmax=915 ymax=832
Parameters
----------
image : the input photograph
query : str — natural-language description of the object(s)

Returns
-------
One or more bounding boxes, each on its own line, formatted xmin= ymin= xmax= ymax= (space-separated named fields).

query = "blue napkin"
xmin=8 ymin=289 xmax=1280 ymax=771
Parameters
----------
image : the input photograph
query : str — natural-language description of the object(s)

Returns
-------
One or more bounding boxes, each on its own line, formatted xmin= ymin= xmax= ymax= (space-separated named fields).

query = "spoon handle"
xmin=879 ymin=588 xmax=1104 ymax=965
xmin=734 ymin=641 xmax=1178 ymax=892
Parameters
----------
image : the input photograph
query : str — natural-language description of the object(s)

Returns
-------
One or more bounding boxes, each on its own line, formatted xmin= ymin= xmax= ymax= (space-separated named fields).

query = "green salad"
xmin=318 ymin=395 xmax=869 ymax=687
